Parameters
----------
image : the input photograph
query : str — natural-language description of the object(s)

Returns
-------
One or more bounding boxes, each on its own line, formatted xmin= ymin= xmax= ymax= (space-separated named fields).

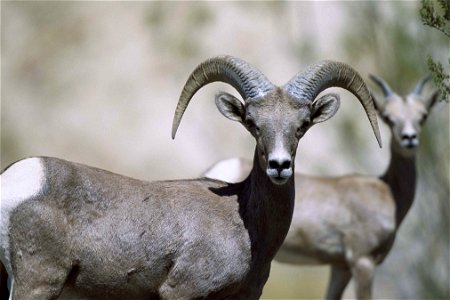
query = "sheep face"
xmin=215 ymin=88 xmax=339 ymax=185
xmin=378 ymin=95 xmax=430 ymax=150
xmin=371 ymin=75 xmax=438 ymax=153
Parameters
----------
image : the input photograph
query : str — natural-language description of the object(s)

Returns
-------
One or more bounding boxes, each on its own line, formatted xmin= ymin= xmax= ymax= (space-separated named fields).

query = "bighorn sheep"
xmin=0 ymin=55 xmax=380 ymax=299
xmin=204 ymin=75 xmax=438 ymax=300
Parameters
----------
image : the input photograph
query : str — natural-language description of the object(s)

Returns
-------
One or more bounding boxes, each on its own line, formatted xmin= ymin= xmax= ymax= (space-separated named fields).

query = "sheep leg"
xmin=9 ymin=204 xmax=71 ymax=300
xmin=11 ymin=260 xmax=69 ymax=300
xmin=0 ymin=262 xmax=9 ymax=300
xmin=351 ymin=256 xmax=375 ymax=300
xmin=325 ymin=265 xmax=352 ymax=300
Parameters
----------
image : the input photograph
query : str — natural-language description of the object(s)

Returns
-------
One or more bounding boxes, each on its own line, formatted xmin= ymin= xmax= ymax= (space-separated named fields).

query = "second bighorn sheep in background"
xmin=204 ymin=75 xmax=438 ymax=300
xmin=0 ymin=56 xmax=380 ymax=299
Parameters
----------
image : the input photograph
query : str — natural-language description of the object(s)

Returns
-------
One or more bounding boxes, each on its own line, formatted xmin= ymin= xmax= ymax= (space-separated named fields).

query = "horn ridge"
xmin=172 ymin=55 xmax=274 ymax=139
xmin=283 ymin=60 xmax=382 ymax=147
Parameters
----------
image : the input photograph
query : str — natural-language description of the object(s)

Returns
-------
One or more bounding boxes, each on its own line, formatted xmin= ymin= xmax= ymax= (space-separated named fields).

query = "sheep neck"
xmin=239 ymin=149 xmax=295 ymax=267
xmin=380 ymin=140 xmax=417 ymax=227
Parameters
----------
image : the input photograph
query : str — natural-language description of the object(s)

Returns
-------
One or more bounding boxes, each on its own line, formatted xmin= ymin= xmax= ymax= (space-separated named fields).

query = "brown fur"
xmin=203 ymin=76 xmax=439 ymax=300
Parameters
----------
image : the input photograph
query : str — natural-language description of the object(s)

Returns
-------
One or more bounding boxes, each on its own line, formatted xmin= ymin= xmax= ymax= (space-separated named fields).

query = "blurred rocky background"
xmin=2 ymin=1 xmax=448 ymax=299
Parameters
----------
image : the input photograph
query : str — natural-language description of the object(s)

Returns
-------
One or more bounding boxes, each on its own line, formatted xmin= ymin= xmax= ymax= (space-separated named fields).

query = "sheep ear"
xmin=215 ymin=92 xmax=245 ymax=123
xmin=311 ymin=93 xmax=340 ymax=124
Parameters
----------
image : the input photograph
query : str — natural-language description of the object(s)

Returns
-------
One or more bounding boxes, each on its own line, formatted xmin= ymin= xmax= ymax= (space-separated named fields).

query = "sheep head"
xmin=173 ymin=56 xmax=381 ymax=185
xmin=370 ymin=74 xmax=439 ymax=152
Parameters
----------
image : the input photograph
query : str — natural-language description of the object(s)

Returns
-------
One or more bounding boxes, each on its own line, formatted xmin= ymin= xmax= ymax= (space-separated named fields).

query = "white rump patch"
xmin=203 ymin=158 xmax=249 ymax=183
xmin=0 ymin=157 xmax=45 ymax=275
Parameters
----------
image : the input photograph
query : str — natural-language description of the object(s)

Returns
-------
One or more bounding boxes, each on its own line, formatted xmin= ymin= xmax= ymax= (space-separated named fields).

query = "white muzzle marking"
xmin=266 ymin=138 xmax=292 ymax=184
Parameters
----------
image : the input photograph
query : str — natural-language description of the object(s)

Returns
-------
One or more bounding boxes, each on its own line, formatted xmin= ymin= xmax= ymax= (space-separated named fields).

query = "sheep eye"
xmin=246 ymin=118 xmax=259 ymax=133
xmin=302 ymin=120 xmax=310 ymax=130
xmin=296 ymin=120 xmax=310 ymax=137
xmin=297 ymin=121 xmax=311 ymax=132
xmin=245 ymin=118 xmax=255 ymax=127
xmin=419 ymin=114 xmax=427 ymax=125
xmin=383 ymin=114 xmax=394 ymax=125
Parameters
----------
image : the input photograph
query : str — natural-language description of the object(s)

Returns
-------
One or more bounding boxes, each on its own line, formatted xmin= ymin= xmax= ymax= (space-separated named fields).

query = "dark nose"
xmin=401 ymin=133 xmax=417 ymax=141
xmin=268 ymin=159 xmax=291 ymax=172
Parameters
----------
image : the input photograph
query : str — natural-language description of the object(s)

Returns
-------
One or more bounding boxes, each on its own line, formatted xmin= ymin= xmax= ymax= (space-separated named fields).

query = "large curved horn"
xmin=412 ymin=75 xmax=432 ymax=95
xmin=283 ymin=60 xmax=382 ymax=147
xmin=368 ymin=74 xmax=394 ymax=97
xmin=172 ymin=55 xmax=275 ymax=139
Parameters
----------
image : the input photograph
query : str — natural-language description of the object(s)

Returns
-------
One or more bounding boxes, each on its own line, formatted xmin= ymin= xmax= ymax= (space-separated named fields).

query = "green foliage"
xmin=426 ymin=55 xmax=450 ymax=102
xmin=420 ymin=0 xmax=450 ymax=37
xmin=420 ymin=0 xmax=450 ymax=102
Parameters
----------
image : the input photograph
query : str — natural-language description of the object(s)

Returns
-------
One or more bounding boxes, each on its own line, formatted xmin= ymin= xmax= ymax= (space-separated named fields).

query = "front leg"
xmin=0 ymin=262 xmax=9 ymax=300
xmin=9 ymin=203 xmax=72 ymax=300
xmin=351 ymin=256 xmax=375 ymax=300
xmin=326 ymin=265 xmax=352 ymax=300
xmin=232 ymin=264 xmax=271 ymax=300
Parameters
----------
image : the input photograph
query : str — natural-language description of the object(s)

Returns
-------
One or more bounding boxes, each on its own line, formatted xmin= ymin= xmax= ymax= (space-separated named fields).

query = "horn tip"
xmin=372 ymin=123 xmax=382 ymax=148
xmin=171 ymin=125 xmax=178 ymax=140
xmin=376 ymin=132 xmax=382 ymax=148
xmin=371 ymin=113 xmax=383 ymax=148
xmin=171 ymin=117 xmax=180 ymax=139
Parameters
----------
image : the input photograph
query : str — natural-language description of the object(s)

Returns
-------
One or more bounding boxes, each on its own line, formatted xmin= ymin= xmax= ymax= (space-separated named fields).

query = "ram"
xmin=0 ymin=56 xmax=380 ymax=300
xmin=204 ymin=75 xmax=438 ymax=299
